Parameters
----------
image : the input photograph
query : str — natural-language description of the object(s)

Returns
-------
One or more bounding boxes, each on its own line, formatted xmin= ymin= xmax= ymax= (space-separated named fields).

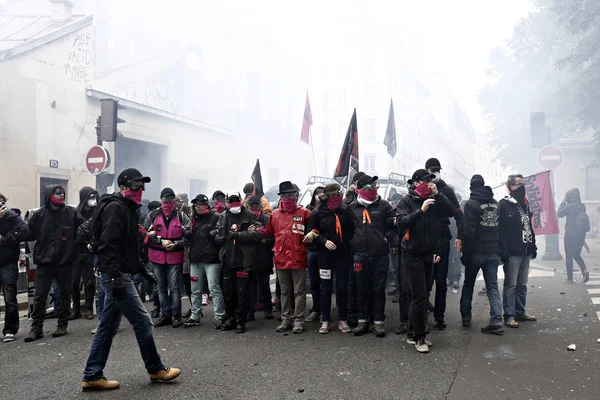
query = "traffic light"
xmin=530 ymin=112 xmax=546 ymax=148
xmin=100 ymin=99 xmax=125 ymax=142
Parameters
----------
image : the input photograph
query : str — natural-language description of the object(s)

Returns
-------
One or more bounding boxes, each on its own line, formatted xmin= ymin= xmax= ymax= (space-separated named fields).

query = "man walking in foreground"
xmin=82 ymin=168 xmax=180 ymax=391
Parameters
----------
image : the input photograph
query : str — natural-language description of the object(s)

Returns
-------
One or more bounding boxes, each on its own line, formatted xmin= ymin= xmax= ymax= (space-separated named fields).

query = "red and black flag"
xmin=300 ymin=92 xmax=312 ymax=144
xmin=333 ymin=108 xmax=359 ymax=183
xmin=384 ymin=98 xmax=397 ymax=158
xmin=251 ymin=159 xmax=264 ymax=197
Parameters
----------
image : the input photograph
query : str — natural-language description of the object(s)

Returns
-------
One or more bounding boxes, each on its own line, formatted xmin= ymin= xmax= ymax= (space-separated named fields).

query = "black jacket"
xmin=27 ymin=185 xmax=78 ymax=267
xmin=186 ymin=210 xmax=220 ymax=264
xmin=254 ymin=213 xmax=275 ymax=272
xmin=96 ymin=193 xmax=143 ymax=278
xmin=397 ymin=190 xmax=454 ymax=255
xmin=436 ymin=180 xmax=464 ymax=240
xmin=0 ymin=208 xmax=31 ymax=265
xmin=215 ymin=208 xmax=261 ymax=269
xmin=307 ymin=201 xmax=350 ymax=260
xmin=346 ymin=197 xmax=398 ymax=257
xmin=557 ymin=188 xmax=587 ymax=237
xmin=498 ymin=196 xmax=537 ymax=259
xmin=462 ymin=186 xmax=500 ymax=255
xmin=74 ymin=186 xmax=98 ymax=253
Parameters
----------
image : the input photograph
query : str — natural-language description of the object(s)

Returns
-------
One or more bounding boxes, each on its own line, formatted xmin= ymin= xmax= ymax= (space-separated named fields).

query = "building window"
xmin=364 ymin=154 xmax=377 ymax=175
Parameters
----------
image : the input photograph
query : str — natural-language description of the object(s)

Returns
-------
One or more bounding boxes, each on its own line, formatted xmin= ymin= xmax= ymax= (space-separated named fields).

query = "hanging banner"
xmin=524 ymin=170 xmax=559 ymax=235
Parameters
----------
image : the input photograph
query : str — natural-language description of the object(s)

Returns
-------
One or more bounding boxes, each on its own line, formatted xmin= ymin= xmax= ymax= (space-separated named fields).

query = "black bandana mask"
xmin=511 ymin=186 xmax=526 ymax=203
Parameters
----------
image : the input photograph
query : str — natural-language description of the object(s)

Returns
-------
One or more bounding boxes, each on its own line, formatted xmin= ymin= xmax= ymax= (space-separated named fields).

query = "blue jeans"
xmin=190 ymin=262 xmax=225 ymax=321
xmin=354 ymin=254 xmax=388 ymax=323
xmin=460 ymin=253 xmax=502 ymax=325
xmin=503 ymin=255 xmax=531 ymax=321
xmin=83 ymin=274 xmax=164 ymax=381
xmin=0 ymin=263 xmax=19 ymax=335
xmin=152 ymin=263 xmax=182 ymax=317
xmin=96 ymin=276 xmax=106 ymax=318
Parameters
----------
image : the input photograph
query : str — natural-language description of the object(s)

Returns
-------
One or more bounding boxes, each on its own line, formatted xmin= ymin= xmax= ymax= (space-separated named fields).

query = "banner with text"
xmin=524 ymin=170 xmax=559 ymax=235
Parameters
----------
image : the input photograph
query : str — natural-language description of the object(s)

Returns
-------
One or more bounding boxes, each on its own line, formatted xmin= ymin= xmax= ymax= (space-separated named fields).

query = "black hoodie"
xmin=27 ymin=185 xmax=78 ymax=266
xmin=307 ymin=201 xmax=350 ymax=259
xmin=74 ymin=186 xmax=98 ymax=252
xmin=0 ymin=208 xmax=31 ymax=265
xmin=435 ymin=179 xmax=464 ymax=240
xmin=557 ymin=188 xmax=587 ymax=237
xmin=185 ymin=208 xmax=220 ymax=263
xmin=462 ymin=186 xmax=500 ymax=255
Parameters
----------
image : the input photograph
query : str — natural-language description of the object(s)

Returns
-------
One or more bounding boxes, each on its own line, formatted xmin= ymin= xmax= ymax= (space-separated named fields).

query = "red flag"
xmin=300 ymin=92 xmax=312 ymax=144
xmin=524 ymin=171 xmax=559 ymax=235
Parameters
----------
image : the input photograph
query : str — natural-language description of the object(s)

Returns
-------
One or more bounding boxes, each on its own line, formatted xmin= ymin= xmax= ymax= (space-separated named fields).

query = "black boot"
xmin=69 ymin=305 xmax=82 ymax=321
xmin=24 ymin=328 xmax=44 ymax=343
xmin=172 ymin=314 xmax=183 ymax=328
xmin=150 ymin=308 xmax=160 ymax=318
xmin=236 ymin=324 xmax=246 ymax=334
xmin=222 ymin=318 xmax=236 ymax=331
xmin=155 ymin=315 xmax=173 ymax=327
xmin=52 ymin=324 xmax=68 ymax=337
xmin=583 ymin=269 xmax=590 ymax=284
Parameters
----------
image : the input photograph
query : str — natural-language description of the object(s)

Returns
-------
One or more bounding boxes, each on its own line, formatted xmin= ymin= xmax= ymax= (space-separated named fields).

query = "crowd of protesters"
xmin=0 ymin=158 xmax=589 ymax=390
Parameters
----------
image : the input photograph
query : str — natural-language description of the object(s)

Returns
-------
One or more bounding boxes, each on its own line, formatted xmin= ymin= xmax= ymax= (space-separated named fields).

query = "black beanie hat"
xmin=470 ymin=174 xmax=485 ymax=190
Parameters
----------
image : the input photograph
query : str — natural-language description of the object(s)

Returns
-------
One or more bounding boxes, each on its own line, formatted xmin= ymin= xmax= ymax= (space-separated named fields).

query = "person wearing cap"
xmin=397 ymin=169 xmax=454 ymax=353
xmin=264 ymin=181 xmax=312 ymax=334
xmin=343 ymin=172 xmax=366 ymax=207
xmin=212 ymin=190 xmax=227 ymax=214
xmin=344 ymin=171 xmax=365 ymax=328
xmin=24 ymin=184 xmax=78 ymax=342
xmin=459 ymin=175 xmax=504 ymax=335
xmin=243 ymin=183 xmax=272 ymax=215
xmin=144 ymin=187 xmax=191 ymax=328
xmin=184 ymin=194 xmax=226 ymax=328
xmin=246 ymin=196 xmax=275 ymax=321
xmin=307 ymin=183 xmax=352 ymax=334
xmin=82 ymin=168 xmax=180 ymax=391
xmin=425 ymin=158 xmax=464 ymax=330
xmin=215 ymin=191 xmax=261 ymax=333
xmin=345 ymin=174 xmax=398 ymax=337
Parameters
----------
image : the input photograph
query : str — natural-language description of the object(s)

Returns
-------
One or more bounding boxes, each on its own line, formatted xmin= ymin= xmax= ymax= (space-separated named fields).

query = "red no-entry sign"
xmin=86 ymin=146 xmax=110 ymax=175
xmin=538 ymin=145 xmax=563 ymax=170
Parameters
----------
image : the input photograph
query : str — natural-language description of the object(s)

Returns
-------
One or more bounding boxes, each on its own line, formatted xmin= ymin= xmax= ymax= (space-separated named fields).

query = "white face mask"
xmin=229 ymin=207 xmax=241 ymax=214
xmin=87 ymin=198 xmax=98 ymax=207
xmin=432 ymin=172 xmax=441 ymax=183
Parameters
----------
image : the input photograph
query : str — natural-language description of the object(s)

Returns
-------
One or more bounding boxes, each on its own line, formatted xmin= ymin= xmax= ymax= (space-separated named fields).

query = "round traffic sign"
xmin=86 ymin=146 xmax=110 ymax=175
xmin=538 ymin=145 xmax=563 ymax=170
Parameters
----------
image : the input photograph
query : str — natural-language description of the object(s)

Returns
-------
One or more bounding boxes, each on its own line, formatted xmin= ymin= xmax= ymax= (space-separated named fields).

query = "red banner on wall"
xmin=524 ymin=171 xmax=559 ymax=235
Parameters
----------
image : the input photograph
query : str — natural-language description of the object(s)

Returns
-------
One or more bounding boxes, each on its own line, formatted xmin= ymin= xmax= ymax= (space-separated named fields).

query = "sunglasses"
xmin=162 ymin=195 xmax=176 ymax=201
xmin=281 ymin=192 xmax=296 ymax=199
xmin=53 ymin=190 xmax=65 ymax=196
xmin=127 ymin=181 xmax=145 ymax=191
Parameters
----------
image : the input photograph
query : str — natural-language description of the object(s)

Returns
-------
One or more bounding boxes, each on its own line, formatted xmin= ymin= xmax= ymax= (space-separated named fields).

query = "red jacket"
xmin=265 ymin=204 xmax=311 ymax=270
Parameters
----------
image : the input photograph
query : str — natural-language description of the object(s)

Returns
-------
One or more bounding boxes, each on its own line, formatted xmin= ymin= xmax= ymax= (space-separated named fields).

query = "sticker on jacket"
xmin=292 ymin=223 xmax=305 ymax=235
xmin=319 ymin=269 xmax=332 ymax=280
xmin=480 ymin=204 xmax=499 ymax=227
xmin=293 ymin=216 xmax=303 ymax=222
xmin=236 ymin=271 xmax=249 ymax=279
xmin=353 ymin=263 xmax=363 ymax=271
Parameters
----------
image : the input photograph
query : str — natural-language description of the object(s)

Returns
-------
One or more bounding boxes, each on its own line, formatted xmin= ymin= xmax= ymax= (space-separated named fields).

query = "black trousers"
xmin=72 ymin=253 xmax=95 ymax=311
xmin=428 ymin=239 xmax=450 ymax=322
xmin=565 ymin=235 xmax=586 ymax=281
xmin=222 ymin=266 xmax=250 ymax=325
xmin=248 ymin=270 xmax=273 ymax=315
xmin=404 ymin=253 xmax=434 ymax=341
xmin=32 ymin=265 xmax=73 ymax=329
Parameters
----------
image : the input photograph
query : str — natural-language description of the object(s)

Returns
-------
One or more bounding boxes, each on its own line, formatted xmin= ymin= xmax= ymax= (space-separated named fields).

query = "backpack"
xmin=84 ymin=197 xmax=119 ymax=254
xmin=575 ymin=212 xmax=591 ymax=234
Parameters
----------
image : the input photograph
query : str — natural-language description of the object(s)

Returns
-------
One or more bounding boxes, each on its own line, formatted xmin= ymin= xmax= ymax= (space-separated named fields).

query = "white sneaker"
xmin=319 ymin=322 xmax=330 ymax=334
xmin=3 ymin=333 xmax=15 ymax=343
xmin=415 ymin=340 xmax=430 ymax=353
xmin=338 ymin=320 xmax=352 ymax=333
xmin=407 ymin=338 xmax=432 ymax=346
xmin=91 ymin=328 xmax=97 ymax=334
xmin=202 ymin=294 xmax=209 ymax=306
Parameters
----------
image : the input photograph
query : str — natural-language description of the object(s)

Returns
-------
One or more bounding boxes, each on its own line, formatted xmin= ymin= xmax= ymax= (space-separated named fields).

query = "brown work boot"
xmin=373 ymin=323 xmax=386 ymax=338
xmin=352 ymin=322 xmax=369 ymax=336
xmin=82 ymin=378 xmax=120 ymax=392
xmin=84 ymin=309 xmax=95 ymax=320
xmin=149 ymin=366 xmax=181 ymax=382
xmin=24 ymin=328 xmax=44 ymax=343
xmin=52 ymin=324 xmax=68 ymax=337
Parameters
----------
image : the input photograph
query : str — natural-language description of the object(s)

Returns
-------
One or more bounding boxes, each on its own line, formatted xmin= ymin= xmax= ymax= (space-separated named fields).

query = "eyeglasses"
xmin=194 ymin=202 xmax=208 ymax=207
xmin=281 ymin=192 xmax=296 ymax=199
xmin=53 ymin=190 xmax=65 ymax=196
xmin=162 ymin=195 xmax=176 ymax=202
xmin=359 ymin=183 xmax=378 ymax=190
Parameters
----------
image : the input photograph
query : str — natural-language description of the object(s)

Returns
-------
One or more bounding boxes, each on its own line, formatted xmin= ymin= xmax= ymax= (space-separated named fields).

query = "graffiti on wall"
xmin=64 ymin=32 xmax=92 ymax=83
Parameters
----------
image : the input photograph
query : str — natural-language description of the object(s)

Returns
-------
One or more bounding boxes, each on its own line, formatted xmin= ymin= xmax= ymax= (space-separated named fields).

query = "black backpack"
xmin=575 ymin=212 xmax=591 ymax=234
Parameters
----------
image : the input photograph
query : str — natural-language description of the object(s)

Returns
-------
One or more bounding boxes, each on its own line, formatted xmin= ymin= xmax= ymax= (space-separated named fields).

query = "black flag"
xmin=384 ymin=98 xmax=397 ymax=158
xmin=251 ymin=159 xmax=264 ymax=197
xmin=333 ymin=109 xmax=359 ymax=182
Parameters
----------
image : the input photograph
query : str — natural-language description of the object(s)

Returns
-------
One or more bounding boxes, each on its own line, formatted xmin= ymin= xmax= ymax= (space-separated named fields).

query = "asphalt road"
xmin=1 ymin=260 xmax=599 ymax=400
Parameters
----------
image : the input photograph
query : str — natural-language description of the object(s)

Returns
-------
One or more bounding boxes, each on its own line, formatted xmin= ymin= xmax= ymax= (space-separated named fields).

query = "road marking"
xmin=591 ymin=297 xmax=600 ymax=305
xmin=585 ymin=281 xmax=600 ymax=286
xmin=597 ymin=312 xmax=600 ymax=321
xmin=587 ymin=288 xmax=600 ymax=295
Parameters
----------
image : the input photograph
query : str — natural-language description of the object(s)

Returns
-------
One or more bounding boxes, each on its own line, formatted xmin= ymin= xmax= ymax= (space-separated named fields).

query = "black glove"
xmin=460 ymin=253 xmax=470 ymax=266
xmin=138 ymin=263 xmax=158 ymax=285
xmin=110 ymin=277 xmax=126 ymax=300
xmin=209 ymin=229 xmax=219 ymax=237
xmin=531 ymin=251 xmax=537 ymax=260
xmin=500 ymin=252 xmax=510 ymax=265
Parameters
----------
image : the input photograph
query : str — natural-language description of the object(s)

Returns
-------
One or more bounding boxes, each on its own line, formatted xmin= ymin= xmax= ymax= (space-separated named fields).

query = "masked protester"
xmin=176 ymin=193 xmax=193 ymax=319
xmin=397 ymin=169 xmax=454 ymax=353
xmin=70 ymin=187 xmax=99 ymax=321
xmin=305 ymin=184 xmax=325 ymax=323
xmin=243 ymin=183 xmax=272 ymax=215
xmin=343 ymin=172 xmax=366 ymax=207
xmin=212 ymin=190 xmax=227 ymax=214
xmin=499 ymin=174 xmax=538 ymax=329
xmin=345 ymin=172 xmax=365 ymax=327
xmin=345 ymin=174 xmax=399 ymax=338
xmin=307 ymin=183 xmax=351 ymax=334
xmin=215 ymin=192 xmax=261 ymax=333
xmin=24 ymin=185 xmax=78 ymax=342
xmin=558 ymin=188 xmax=590 ymax=284
xmin=424 ymin=158 xmax=464 ymax=331
xmin=81 ymin=168 xmax=180 ymax=391
xmin=264 ymin=181 xmax=312 ymax=334
xmin=246 ymin=196 xmax=275 ymax=321
xmin=144 ymin=188 xmax=190 ymax=328
xmin=459 ymin=175 xmax=503 ymax=335
xmin=0 ymin=195 xmax=31 ymax=342
xmin=184 ymin=194 xmax=226 ymax=328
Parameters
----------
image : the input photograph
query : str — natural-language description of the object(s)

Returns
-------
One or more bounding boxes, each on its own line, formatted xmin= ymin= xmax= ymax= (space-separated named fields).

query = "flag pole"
xmin=346 ymin=156 xmax=352 ymax=192
xmin=309 ymin=128 xmax=317 ymax=176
